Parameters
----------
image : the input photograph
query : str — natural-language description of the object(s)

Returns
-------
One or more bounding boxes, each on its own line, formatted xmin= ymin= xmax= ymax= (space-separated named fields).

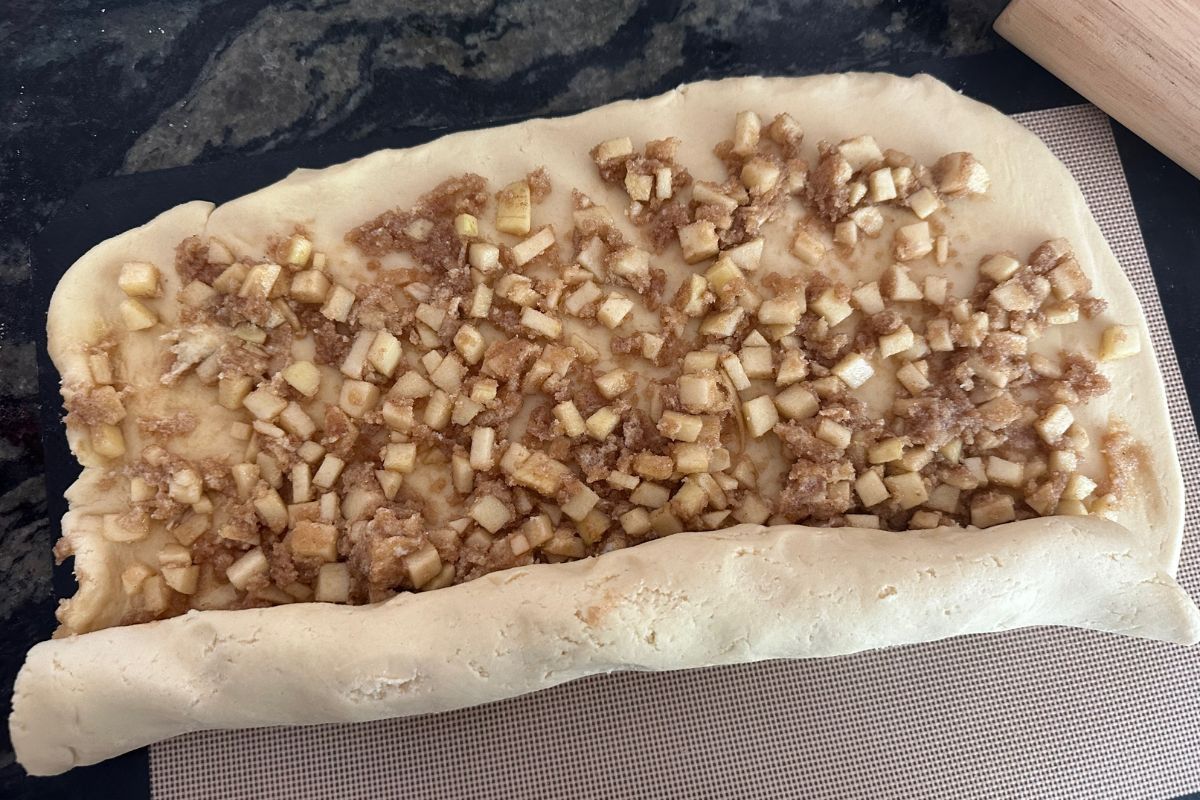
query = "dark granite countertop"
xmin=4 ymin=2 xmax=1199 ymax=798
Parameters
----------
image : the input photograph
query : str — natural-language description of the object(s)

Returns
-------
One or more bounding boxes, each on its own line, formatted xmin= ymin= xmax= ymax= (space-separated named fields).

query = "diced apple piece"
xmin=634 ymin=453 xmax=674 ymax=481
xmin=423 ymin=389 xmax=453 ymax=430
xmin=670 ymin=480 xmax=709 ymax=519
xmin=366 ymin=331 xmax=403 ymax=377
xmin=471 ymin=495 xmax=513 ymax=533
xmin=693 ymin=181 xmax=739 ymax=212
xmin=673 ymin=443 xmax=711 ymax=475
xmin=808 ymin=287 xmax=851 ymax=326
xmin=119 ymin=298 xmax=157 ymax=330
xmin=741 ymin=395 xmax=779 ymax=438
xmin=496 ymin=180 xmax=532 ymax=236
xmin=90 ymin=423 xmax=126 ymax=459
xmin=1035 ymin=404 xmax=1074 ymax=444
xmin=657 ymin=410 xmax=702 ymax=443
xmin=429 ymin=353 xmax=466 ymax=395
xmin=1099 ymin=325 xmax=1140 ymax=361
xmin=595 ymin=368 xmax=634 ymax=399
xmin=700 ymin=307 xmax=744 ymax=337
xmin=776 ymin=350 xmax=809 ymax=386
xmin=511 ymin=226 xmax=556 ymax=266
xmin=320 ymin=285 xmax=355 ymax=322
xmin=741 ymin=157 xmax=780 ymax=195
xmin=720 ymin=352 xmax=751 ymax=391
xmin=118 ymin=262 xmax=161 ymax=297
xmin=274 ymin=403 xmax=314 ymax=439
xmin=934 ymin=235 xmax=949 ymax=265
xmin=561 ymin=482 xmax=600 ymax=521
xmin=625 ymin=171 xmax=653 ymax=201
xmin=243 ymin=388 xmax=286 ymax=420
xmin=990 ymin=278 xmax=1035 ymax=312
xmin=855 ymin=470 xmax=890 ymax=507
xmin=849 ymin=207 xmax=883 ymax=239
xmin=970 ymin=492 xmax=1015 ymax=528
xmin=609 ymin=246 xmax=651 ymax=281
xmin=520 ymin=308 xmax=562 ymax=340
xmin=593 ymin=136 xmax=633 ymax=163
xmin=288 ymin=269 xmax=330 ymax=304
xmin=838 ymin=135 xmax=883 ymax=171
xmin=834 ymin=220 xmax=858 ymax=250
xmin=894 ymin=221 xmax=933 ymax=261
xmin=678 ymin=373 xmax=719 ymax=413
xmin=254 ymin=487 xmax=289 ymax=533
xmin=884 ymin=472 xmax=927 ymax=510
xmin=282 ymin=361 xmax=321 ymax=397
xmin=986 ymin=456 xmax=1024 ymax=488
xmin=774 ymin=384 xmax=818 ymax=420
xmin=629 ymin=481 xmax=670 ymax=509
xmin=979 ymin=254 xmax=1019 ymax=283
xmin=586 ymin=406 xmax=621 ymax=440
xmin=758 ymin=294 xmax=805 ymax=327
xmin=379 ymin=442 xmax=416 ymax=474
xmin=161 ymin=565 xmax=199 ymax=595
xmin=597 ymin=294 xmax=634 ymax=329
xmin=933 ymin=152 xmax=990 ymax=196
xmin=923 ymin=275 xmax=948 ymax=306
xmin=678 ymin=220 xmax=720 ymax=264
xmin=878 ymin=325 xmax=914 ymax=359
xmin=1061 ymin=473 xmax=1097 ymax=502
xmin=553 ymin=401 xmax=586 ymax=438
xmin=642 ymin=333 xmax=664 ymax=362
xmin=896 ymin=362 xmax=931 ymax=395
xmin=312 ymin=454 xmax=345 ymax=490
xmin=831 ymin=352 xmax=874 ymax=388
xmin=314 ymin=562 xmax=351 ymax=603
xmin=238 ymin=263 xmax=282 ymax=300
xmin=907 ymin=187 xmax=941 ymax=219
xmin=867 ymin=167 xmax=897 ymax=203
xmin=815 ymin=418 xmax=851 ymax=449
xmin=392 ymin=371 xmax=434 ymax=400
xmin=468 ymin=242 xmax=501 ymax=274
xmin=790 ymin=225 xmax=825 ymax=265
xmin=731 ymin=110 xmax=762 ymax=155
xmin=620 ymin=507 xmax=653 ymax=536
xmin=339 ymin=380 xmax=380 ymax=419
xmin=655 ymin=167 xmax=673 ymax=199
xmin=724 ymin=237 xmax=764 ymax=272
xmin=868 ymin=437 xmax=906 ymax=464
xmin=226 ymin=547 xmax=269 ymax=590
xmin=469 ymin=427 xmax=496 ymax=470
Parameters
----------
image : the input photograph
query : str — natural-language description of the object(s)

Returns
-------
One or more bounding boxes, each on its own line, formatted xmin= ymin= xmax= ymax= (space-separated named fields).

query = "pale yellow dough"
xmin=13 ymin=72 xmax=1200 ymax=775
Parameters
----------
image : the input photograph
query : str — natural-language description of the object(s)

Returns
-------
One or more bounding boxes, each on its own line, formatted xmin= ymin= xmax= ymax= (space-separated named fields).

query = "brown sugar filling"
xmin=72 ymin=109 xmax=1146 ymax=622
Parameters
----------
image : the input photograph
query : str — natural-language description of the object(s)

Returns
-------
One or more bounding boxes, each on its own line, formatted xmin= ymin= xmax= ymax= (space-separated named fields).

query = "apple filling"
xmin=62 ymin=110 xmax=1146 ymax=621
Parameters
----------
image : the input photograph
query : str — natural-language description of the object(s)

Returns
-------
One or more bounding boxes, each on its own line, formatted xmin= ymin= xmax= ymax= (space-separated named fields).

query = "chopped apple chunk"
xmin=118 ymin=262 xmax=161 ymax=298
xmin=678 ymin=220 xmax=720 ymax=264
xmin=1099 ymin=325 xmax=1140 ymax=361
xmin=496 ymin=180 xmax=532 ymax=235
xmin=119 ymin=298 xmax=157 ymax=330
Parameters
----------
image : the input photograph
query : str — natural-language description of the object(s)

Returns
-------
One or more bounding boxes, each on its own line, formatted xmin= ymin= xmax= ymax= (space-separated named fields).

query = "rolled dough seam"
xmin=12 ymin=518 xmax=1200 ymax=775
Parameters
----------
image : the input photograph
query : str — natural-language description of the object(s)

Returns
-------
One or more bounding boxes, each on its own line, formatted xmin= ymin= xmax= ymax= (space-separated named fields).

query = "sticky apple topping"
xmin=70 ymin=109 xmax=1146 ymax=622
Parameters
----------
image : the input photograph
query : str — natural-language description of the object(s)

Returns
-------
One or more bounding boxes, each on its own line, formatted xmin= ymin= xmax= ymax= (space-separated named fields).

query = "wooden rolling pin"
xmin=995 ymin=0 xmax=1200 ymax=178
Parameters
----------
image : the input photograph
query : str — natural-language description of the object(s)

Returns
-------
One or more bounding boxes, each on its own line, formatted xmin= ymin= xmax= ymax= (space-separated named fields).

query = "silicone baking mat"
xmin=149 ymin=104 xmax=1200 ymax=800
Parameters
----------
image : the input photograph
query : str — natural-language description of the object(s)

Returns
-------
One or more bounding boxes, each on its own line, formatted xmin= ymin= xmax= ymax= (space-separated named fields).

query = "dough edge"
xmin=17 ymin=72 xmax=1199 ymax=774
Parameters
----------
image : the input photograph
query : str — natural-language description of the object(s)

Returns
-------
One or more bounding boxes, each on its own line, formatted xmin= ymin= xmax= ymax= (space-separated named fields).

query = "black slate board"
xmin=17 ymin=47 xmax=1200 ymax=799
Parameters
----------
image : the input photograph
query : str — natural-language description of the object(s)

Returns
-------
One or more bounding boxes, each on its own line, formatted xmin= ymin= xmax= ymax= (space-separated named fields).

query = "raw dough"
xmin=13 ymin=73 xmax=1200 ymax=775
